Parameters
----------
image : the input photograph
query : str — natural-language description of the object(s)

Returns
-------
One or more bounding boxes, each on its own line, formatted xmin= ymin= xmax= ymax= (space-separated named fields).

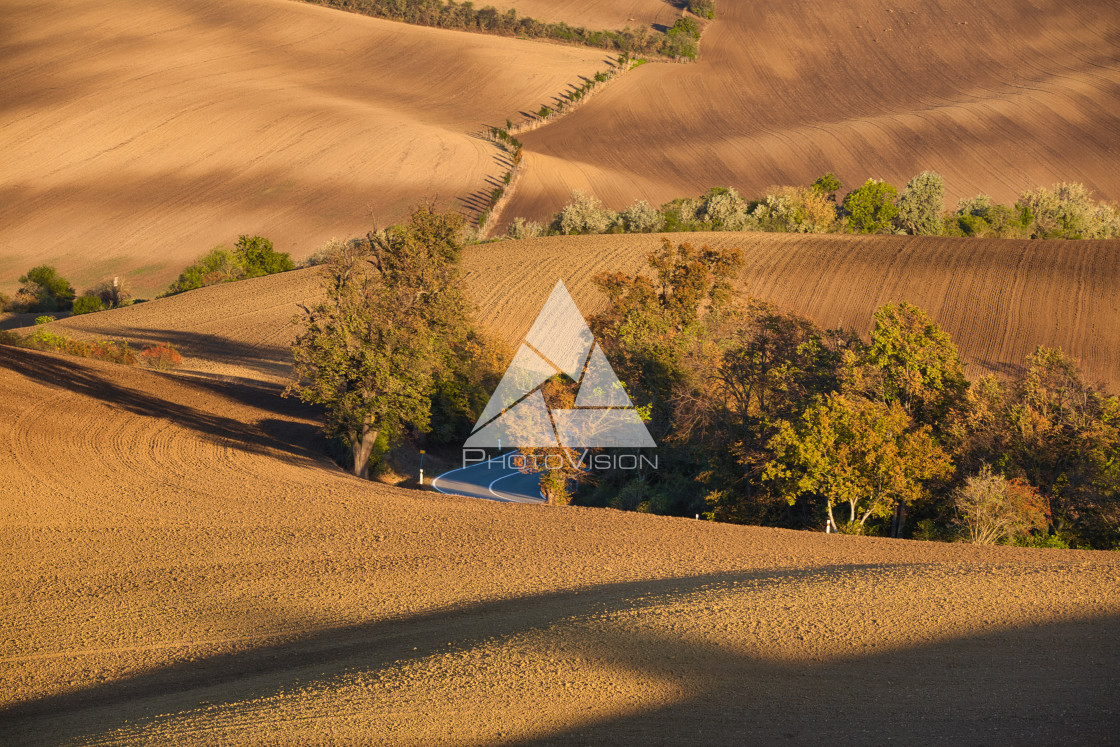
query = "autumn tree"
xmin=895 ymin=171 xmax=944 ymax=236
xmin=764 ymin=392 xmax=953 ymax=532
xmin=286 ymin=206 xmax=471 ymax=478
xmin=945 ymin=347 xmax=1120 ymax=546
xmin=699 ymin=301 xmax=851 ymax=523
xmin=842 ymin=179 xmax=899 ymax=234
xmin=954 ymin=465 xmax=1048 ymax=544
xmin=854 ymin=302 xmax=968 ymax=428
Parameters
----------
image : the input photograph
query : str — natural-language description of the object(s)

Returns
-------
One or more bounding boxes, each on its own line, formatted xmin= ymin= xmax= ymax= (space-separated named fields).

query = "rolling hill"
xmin=0 ymin=0 xmax=606 ymax=296
xmin=1 ymin=344 xmax=1118 ymax=744
xmin=35 ymin=232 xmax=1120 ymax=392
xmin=499 ymin=0 xmax=1120 ymax=226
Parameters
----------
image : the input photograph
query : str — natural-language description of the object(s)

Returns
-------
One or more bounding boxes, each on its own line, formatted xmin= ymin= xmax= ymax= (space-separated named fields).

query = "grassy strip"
xmin=0 ymin=329 xmax=183 ymax=369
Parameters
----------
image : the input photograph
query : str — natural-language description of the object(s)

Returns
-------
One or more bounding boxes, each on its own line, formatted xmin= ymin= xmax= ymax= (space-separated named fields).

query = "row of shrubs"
xmin=478 ymin=62 xmax=631 ymax=229
xmin=1 ymin=235 xmax=294 ymax=317
xmin=0 ymin=267 xmax=132 ymax=316
xmin=506 ymin=173 xmax=1120 ymax=240
xmin=0 ymin=326 xmax=183 ymax=369
xmin=308 ymin=0 xmax=709 ymax=59
xmin=162 ymin=235 xmax=294 ymax=296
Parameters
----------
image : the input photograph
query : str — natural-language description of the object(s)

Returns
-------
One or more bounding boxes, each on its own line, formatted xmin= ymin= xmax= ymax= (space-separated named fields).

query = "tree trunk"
xmin=351 ymin=425 xmax=380 ymax=479
xmin=892 ymin=501 xmax=907 ymax=538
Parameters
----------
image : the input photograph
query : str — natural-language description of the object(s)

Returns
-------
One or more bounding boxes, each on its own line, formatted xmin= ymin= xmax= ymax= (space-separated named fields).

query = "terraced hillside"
xmin=500 ymin=0 xmax=1120 ymax=225
xmin=1 ymin=345 xmax=1118 ymax=744
xmin=36 ymin=233 xmax=1120 ymax=392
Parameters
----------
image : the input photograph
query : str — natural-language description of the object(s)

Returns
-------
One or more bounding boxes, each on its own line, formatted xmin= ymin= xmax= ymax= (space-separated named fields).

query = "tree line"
xmin=506 ymin=173 xmax=1120 ymax=240
xmin=306 ymin=0 xmax=706 ymax=59
xmin=285 ymin=208 xmax=1118 ymax=550
xmin=565 ymin=240 xmax=1118 ymax=549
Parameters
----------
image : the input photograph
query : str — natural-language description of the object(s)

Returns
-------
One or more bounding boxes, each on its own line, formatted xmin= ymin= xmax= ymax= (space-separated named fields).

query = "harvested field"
xmin=500 ymin=0 xmax=1120 ymax=226
xmin=0 ymin=0 xmax=606 ymax=296
xmin=1 ymin=345 xmax=1118 ymax=744
xmin=35 ymin=232 xmax=1120 ymax=392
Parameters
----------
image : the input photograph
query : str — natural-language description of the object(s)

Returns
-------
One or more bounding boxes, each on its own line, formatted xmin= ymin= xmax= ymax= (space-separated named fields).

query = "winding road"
xmin=431 ymin=453 xmax=544 ymax=503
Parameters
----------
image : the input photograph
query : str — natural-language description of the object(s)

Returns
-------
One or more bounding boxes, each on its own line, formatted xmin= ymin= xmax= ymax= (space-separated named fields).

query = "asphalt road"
xmin=431 ymin=454 xmax=544 ymax=503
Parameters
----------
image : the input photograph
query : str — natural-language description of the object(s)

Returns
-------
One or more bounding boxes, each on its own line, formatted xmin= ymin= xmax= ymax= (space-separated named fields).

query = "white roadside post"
xmin=419 ymin=449 xmax=425 ymax=486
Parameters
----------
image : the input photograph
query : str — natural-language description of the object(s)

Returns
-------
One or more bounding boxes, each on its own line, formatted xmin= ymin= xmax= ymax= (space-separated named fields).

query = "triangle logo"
xmin=465 ymin=280 xmax=655 ymax=449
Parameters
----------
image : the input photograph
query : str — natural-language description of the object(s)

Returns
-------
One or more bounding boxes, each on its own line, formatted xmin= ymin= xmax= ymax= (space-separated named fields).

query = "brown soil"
xmin=500 ymin=0 xmax=1120 ymax=225
xmin=1 ymin=344 xmax=1118 ymax=744
xmin=36 ymin=232 xmax=1120 ymax=392
xmin=0 ymin=0 xmax=606 ymax=296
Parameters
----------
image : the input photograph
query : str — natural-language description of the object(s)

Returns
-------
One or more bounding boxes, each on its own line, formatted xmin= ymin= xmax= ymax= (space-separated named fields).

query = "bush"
xmin=687 ymin=0 xmax=716 ymax=19
xmin=18 ymin=265 xmax=76 ymax=312
xmin=618 ymin=200 xmax=664 ymax=232
xmin=553 ymin=191 xmax=618 ymax=235
xmin=140 ymin=342 xmax=183 ymax=370
xmin=752 ymin=186 xmax=835 ymax=233
xmin=842 ymin=178 xmax=899 ymax=233
xmin=1016 ymin=182 xmax=1119 ymax=239
xmin=306 ymin=238 xmax=348 ymax=267
xmin=71 ymin=295 xmax=106 ymax=316
xmin=166 ymin=248 xmax=243 ymax=295
xmin=662 ymin=17 xmax=701 ymax=59
xmin=35 ymin=315 xmax=56 ymax=325
xmin=92 ymin=277 xmax=131 ymax=308
xmin=235 ymin=235 xmax=293 ymax=278
xmin=955 ymin=465 xmax=1049 ymax=545
xmin=896 ymin=171 xmax=944 ymax=235
xmin=698 ymin=187 xmax=752 ymax=230
xmin=506 ymin=217 xmax=545 ymax=240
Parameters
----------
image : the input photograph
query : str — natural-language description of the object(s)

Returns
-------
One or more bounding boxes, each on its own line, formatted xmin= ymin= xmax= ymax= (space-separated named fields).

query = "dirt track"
xmin=39 ymin=232 xmax=1120 ymax=392
xmin=501 ymin=0 xmax=1120 ymax=225
xmin=0 ymin=0 xmax=606 ymax=295
xmin=1 ymin=345 xmax=1118 ymax=744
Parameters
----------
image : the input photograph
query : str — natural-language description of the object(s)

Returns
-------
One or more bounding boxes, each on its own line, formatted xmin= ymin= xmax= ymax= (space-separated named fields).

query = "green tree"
xmin=842 ymin=179 xmax=899 ymax=234
xmin=235 ymin=235 xmax=294 ymax=278
xmin=896 ymin=171 xmax=945 ymax=235
xmin=18 ymin=265 xmax=76 ymax=311
xmin=765 ymin=392 xmax=953 ymax=531
xmin=810 ymin=172 xmax=843 ymax=202
xmin=286 ymin=207 xmax=471 ymax=478
xmin=166 ymin=248 xmax=244 ymax=294
xmin=857 ymin=302 xmax=968 ymax=427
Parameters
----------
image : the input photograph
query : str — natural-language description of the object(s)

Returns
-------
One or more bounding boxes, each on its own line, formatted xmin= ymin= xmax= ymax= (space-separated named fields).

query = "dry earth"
xmin=0 ymin=0 xmax=606 ymax=296
xmin=0 ymin=345 xmax=1118 ymax=744
xmin=31 ymin=232 xmax=1120 ymax=392
xmin=500 ymin=0 xmax=1120 ymax=226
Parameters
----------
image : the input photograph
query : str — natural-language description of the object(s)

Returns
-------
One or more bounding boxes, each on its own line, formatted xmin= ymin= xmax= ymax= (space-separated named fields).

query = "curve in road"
xmin=431 ymin=453 xmax=544 ymax=504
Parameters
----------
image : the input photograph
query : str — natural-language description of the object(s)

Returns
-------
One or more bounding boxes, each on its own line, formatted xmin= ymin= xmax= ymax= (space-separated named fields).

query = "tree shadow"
xmin=2 ymin=561 xmax=1117 ymax=743
xmin=0 ymin=345 xmax=325 ymax=465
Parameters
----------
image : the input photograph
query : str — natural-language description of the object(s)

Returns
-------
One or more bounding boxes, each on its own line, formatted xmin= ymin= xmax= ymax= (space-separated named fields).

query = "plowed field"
xmin=500 ymin=0 xmax=1120 ymax=226
xmin=34 ymin=232 xmax=1120 ymax=391
xmin=0 ymin=0 xmax=605 ymax=295
xmin=1 ymin=345 xmax=1118 ymax=744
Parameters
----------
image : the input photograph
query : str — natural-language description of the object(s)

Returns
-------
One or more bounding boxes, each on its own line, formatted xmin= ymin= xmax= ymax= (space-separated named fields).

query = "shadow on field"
xmin=0 ymin=345 xmax=327 ymax=467
xmin=1 ymin=563 xmax=1117 ymax=743
xmin=92 ymin=326 xmax=293 ymax=383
